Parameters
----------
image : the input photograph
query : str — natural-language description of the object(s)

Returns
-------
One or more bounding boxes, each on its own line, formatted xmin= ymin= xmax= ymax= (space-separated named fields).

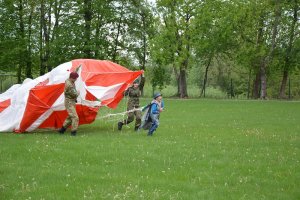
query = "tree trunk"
xmin=84 ymin=0 xmax=92 ymax=58
xmin=39 ymin=0 xmax=46 ymax=75
xmin=252 ymin=71 xmax=260 ymax=99
xmin=25 ymin=7 xmax=33 ymax=79
xmin=42 ymin=4 xmax=49 ymax=71
xmin=95 ymin=13 xmax=104 ymax=59
xmin=173 ymin=66 xmax=180 ymax=97
xmin=18 ymin=0 xmax=25 ymax=82
xmin=247 ymin=68 xmax=251 ymax=99
xmin=178 ymin=11 xmax=191 ymax=99
xmin=51 ymin=0 xmax=62 ymax=43
xmin=140 ymin=11 xmax=147 ymax=96
xmin=260 ymin=60 xmax=267 ymax=99
xmin=279 ymin=0 xmax=298 ymax=98
xmin=17 ymin=64 xmax=22 ymax=84
xmin=260 ymin=1 xmax=281 ymax=99
xmin=253 ymin=12 xmax=265 ymax=99
xmin=112 ymin=2 xmax=124 ymax=62
xmin=279 ymin=70 xmax=288 ymax=99
xmin=45 ymin=1 xmax=53 ymax=72
xmin=255 ymin=14 xmax=265 ymax=99
xmin=179 ymin=68 xmax=188 ymax=98
xmin=200 ymin=55 xmax=212 ymax=98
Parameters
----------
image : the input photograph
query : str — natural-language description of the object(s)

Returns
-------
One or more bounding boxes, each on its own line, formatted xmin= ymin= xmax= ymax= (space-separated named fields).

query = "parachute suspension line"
xmin=95 ymin=86 xmax=145 ymax=131
xmin=96 ymin=93 xmax=130 ymax=127
xmin=95 ymin=84 xmax=141 ymax=130
xmin=95 ymin=87 xmax=129 ymax=123
xmin=96 ymin=107 xmax=141 ymax=121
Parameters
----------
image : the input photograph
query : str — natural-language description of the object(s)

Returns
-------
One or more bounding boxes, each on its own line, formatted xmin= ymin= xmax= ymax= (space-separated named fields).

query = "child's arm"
xmin=157 ymin=100 xmax=164 ymax=112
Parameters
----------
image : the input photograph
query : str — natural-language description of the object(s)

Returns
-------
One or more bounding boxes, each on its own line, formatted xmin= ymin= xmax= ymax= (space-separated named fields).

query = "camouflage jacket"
xmin=64 ymin=79 xmax=78 ymax=100
xmin=125 ymin=87 xmax=141 ymax=107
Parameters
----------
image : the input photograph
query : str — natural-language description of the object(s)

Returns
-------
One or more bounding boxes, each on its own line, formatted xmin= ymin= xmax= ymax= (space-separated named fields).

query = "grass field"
xmin=0 ymin=99 xmax=299 ymax=199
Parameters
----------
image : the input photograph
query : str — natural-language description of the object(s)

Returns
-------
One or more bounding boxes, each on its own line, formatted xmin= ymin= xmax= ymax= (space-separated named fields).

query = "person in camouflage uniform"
xmin=118 ymin=79 xmax=142 ymax=131
xmin=58 ymin=71 xmax=79 ymax=136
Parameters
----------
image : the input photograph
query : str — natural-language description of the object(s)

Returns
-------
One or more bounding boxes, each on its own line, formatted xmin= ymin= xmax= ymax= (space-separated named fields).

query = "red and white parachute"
xmin=0 ymin=59 xmax=143 ymax=133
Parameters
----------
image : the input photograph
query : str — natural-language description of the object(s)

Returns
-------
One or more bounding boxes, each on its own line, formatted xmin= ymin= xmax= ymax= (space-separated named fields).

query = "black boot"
xmin=71 ymin=130 xmax=77 ymax=136
xmin=58 ymin=126 xmax=66 ymax=134
xmin=134 ymin=126 xmax=139 ymax=131
xmin=118 ymin=122 xmax=123 ymax=131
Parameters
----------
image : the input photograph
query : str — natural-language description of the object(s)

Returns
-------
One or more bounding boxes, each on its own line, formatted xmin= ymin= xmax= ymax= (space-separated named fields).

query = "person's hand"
xmin=159 ymin=108 xmax=163 ymax=112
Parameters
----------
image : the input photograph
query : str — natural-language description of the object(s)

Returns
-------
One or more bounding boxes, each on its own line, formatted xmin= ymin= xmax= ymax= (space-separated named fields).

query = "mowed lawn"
xmin=0 ymin=99 xmax=299 ymax=199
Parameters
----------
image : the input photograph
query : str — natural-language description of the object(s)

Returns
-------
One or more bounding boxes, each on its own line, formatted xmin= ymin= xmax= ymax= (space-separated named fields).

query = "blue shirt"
xmin=150 ymin=100 xmax=164 ymax=114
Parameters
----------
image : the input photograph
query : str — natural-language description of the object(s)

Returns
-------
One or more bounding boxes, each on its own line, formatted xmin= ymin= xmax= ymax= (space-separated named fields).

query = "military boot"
xmin=71 ymin=130 xmax=77 ymax=136
xmin=118 ymin=122 xmax=123 ymax=130
xmin=58 ymin=126 xmax=66 ymax=134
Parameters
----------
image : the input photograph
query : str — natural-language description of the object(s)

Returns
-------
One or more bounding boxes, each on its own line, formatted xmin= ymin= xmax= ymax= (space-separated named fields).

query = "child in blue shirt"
xmin=139 ymin=93 xmax=164 ymax=135
xmin=147 ymin=93 xmax=164 ymax=136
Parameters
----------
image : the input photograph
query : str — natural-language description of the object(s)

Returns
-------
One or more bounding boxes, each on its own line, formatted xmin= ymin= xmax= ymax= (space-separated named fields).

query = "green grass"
xmin=0 ymin=99 xmax=299 ymax=199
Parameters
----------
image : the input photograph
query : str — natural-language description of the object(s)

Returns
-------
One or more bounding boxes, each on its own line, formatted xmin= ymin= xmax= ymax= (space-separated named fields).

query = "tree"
xmin=153 ymin=0 xmax=198 ymax=98
xmin=193 ymin=0 xmax=237 ymax=97
xmin=233 ymin=0 xmax=285 ymax=99
xmin=93 ymin=0 xmax=114 ymax=59
xmin=110 ymin=0 xmax=127 ymax=62
xmin=278 ymin=0 xmax=299 ymax=98
xmin=0 ymin=0 xmax=20 ymax=75
xmin=126 ymin=0 xmax=155 ymax=94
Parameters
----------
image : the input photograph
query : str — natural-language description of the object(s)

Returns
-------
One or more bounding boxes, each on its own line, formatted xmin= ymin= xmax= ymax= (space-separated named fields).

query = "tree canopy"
xmin=0 ymin=0 xmax=299 ymax=99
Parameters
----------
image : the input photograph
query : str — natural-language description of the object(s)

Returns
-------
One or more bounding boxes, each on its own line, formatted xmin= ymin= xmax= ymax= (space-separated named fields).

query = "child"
xmin=140 ymin=93 xmax=164 ymax=136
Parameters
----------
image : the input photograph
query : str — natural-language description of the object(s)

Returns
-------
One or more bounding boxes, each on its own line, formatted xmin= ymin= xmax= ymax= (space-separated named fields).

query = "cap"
xmin=70 ymin=72 xmax=79 ymax=79
xmin=153 ymin=92 xmax=162 ymax=99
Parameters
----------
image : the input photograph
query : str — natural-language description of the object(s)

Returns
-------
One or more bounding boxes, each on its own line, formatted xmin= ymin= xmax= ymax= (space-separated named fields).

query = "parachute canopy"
xmin=0 ymin=59 xmax=143 ymax=133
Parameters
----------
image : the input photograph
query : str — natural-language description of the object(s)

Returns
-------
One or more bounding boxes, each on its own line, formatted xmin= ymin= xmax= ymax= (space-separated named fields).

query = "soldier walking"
xmin=118 ymin=80 xmax=142 ymax=131
xmin=58 ymin=71 xmax=79 ymax=136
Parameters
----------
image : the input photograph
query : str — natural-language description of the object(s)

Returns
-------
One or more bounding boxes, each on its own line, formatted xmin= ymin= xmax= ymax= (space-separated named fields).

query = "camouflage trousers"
xmin=123 ymin=105 xmax=142 ymax=128
xmin=63 ymin=98 xmax=79 ymax=131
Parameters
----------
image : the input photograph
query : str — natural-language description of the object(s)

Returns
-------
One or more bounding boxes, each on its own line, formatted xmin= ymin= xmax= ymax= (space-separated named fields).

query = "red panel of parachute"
xmin=38 ymin=105 xmax=99 ymax=129
xmin=18 ymin=83 xmax=64 ymax=132
xmin=71 ymin=59 xmax=142 ymax=109
xmin=85 ymin=90 xmax=98 ymax=101
xmin=0 ymin=99 xmax=11 ymax=113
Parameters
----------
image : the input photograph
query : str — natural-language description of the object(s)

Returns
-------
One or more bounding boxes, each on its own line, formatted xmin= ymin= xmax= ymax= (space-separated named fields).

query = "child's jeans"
xmin=148 ymin=114 xmax=159 ymax=135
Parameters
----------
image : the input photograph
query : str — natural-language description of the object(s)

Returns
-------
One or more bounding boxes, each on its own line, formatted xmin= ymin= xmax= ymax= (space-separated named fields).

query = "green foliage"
xmin=150 ymin=65 xmax=170 ymax=90
xmin=0 ymin=0 xmax=299 ymax=99
xmin=1 ymin=99 xmax=300 ymax=199
xmin=0 ymin=75 xmax=17 ymax=93
xmin=0 ymin=0 xmax=20 ymax=73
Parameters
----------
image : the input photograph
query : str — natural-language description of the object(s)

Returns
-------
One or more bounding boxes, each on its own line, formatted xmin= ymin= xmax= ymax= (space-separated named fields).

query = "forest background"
xmin=0 ymin=0 xmax=299 ymax=99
